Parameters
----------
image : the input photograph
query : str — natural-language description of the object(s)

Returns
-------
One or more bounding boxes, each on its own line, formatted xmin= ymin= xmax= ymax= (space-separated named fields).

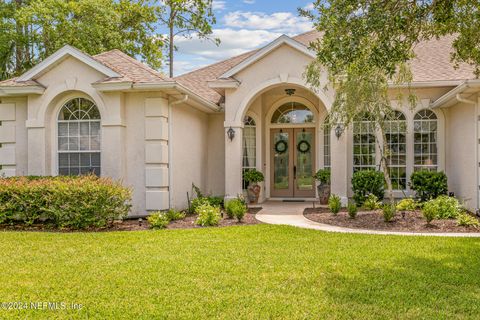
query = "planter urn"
xmin=247 ymin=183 xmax=261 ymax=204
xmin=317 ymin=183 xmax=330 ymax=205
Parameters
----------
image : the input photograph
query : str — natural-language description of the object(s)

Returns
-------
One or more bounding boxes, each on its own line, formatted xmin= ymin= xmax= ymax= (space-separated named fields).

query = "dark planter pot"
xmin=247 ymin=183 xmax=261 ymax=204
xmin=317 ymin=183 xmax=330 ymax=205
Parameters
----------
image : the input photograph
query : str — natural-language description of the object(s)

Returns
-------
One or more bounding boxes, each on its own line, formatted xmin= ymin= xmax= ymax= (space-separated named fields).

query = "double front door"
xmin=270 ymin=128 xmax=316 ymax=198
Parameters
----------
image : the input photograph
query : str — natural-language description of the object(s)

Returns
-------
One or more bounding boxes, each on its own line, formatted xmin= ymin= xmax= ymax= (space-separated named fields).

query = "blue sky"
xmin=170 ymin=0 xmax=315 ymax=76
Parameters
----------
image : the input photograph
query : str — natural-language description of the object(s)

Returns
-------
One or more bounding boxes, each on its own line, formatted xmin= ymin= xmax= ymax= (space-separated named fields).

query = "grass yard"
xmin=0 ymin=225 xmax=479 ymax=319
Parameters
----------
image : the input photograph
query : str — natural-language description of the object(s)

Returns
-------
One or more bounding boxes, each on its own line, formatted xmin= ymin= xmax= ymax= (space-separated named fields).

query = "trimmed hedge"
xmin=351 ymin=170 xmax=385 ymax=206
xmin=410 ymin=170 xmax=448 ymax=202
xmin=0 ymin=175 xmax=131 ymax=229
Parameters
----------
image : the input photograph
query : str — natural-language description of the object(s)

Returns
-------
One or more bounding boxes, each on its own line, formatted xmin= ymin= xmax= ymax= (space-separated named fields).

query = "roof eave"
xmin=219 ymin=34 xmax=316 ymax=79
xmin=17 ymin=45 xmax=120 ymax=82
xmin=0 ymin=85 xmax=45 ymax=96
xmin=431 ymin=79 xmax=480 ymax=108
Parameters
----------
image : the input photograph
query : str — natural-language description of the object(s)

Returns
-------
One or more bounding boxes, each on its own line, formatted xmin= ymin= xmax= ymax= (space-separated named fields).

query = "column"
xmin=224 ymin=123 xmax=243 ymax=201
xmin=0 ymin=103 xmax=17 ymax=176
xmin=144 ymin=98 xmax=169 ymax=211
xmin=330 ymin=127 xmax=349 ymax=206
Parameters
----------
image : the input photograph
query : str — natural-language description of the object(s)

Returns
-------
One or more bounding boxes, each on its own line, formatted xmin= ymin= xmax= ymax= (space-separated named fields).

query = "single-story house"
xmin=1 ymin=30 xmax=479 ymax=214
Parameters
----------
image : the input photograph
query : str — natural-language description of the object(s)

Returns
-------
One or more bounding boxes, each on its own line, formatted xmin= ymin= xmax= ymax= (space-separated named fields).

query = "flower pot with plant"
xmin=243 ymin=169 xmax=265 ymax=204
xmin=314 ymin=168 xmax=331 ymax=205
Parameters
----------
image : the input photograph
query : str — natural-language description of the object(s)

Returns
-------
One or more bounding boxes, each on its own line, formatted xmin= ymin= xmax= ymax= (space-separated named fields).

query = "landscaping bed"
xmin=0 ymin=208 xmax=262 ymax=232
xmin=304 ymin=207 xmax=480 ymax=233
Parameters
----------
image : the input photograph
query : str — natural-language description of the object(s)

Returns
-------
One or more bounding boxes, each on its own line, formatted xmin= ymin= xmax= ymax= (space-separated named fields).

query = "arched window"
xmin=414 ymin=109 xmax=437 ymax=171
xmin=57 ymin=98 xmax=101 ymax=176
xmin=385 ymin=111 xmax=407 ymax=189
xmin=271 ymin=102 xmax=314 ymax=124
xmin=323 ymin=116 xmax=330 ymax=169
xmin=242 ymin=116 xmax=256 ymax=189
xmin=353 ymin=113 xmax=376 ymax=172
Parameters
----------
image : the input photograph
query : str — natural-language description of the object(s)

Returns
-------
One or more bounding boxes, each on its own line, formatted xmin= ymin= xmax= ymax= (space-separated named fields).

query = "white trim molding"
xmin=220 ymin=35 xmax=316 ymax=79
xmin=0 ymin=85 xmax=45 ymax=96
xmin=431 ymin=79 xmax=480 ymax=108
xmin=17 ymin=45 xmax=120 ymax=82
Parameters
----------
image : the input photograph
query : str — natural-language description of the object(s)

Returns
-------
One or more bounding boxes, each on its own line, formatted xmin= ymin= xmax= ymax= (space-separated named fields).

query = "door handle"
xmin=293 ymin=165 xmax=296 ymax=179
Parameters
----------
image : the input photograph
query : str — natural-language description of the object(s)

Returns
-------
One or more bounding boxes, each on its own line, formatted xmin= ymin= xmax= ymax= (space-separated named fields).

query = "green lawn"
xmin=0 ymin=225 xmax=479 ymax=319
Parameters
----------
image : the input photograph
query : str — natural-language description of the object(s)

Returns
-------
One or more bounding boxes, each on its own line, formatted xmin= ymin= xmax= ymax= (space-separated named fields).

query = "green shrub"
xmin=243 ymin=169 xmax=265 ymax=184
xmin=410 ymin=171 xmax=448 ymax=202
xmin=205 ymin=196 xmax=224 ymax=208
xmin=313 ymin=169 xmax=330 ymax=184
xmin=328 ymin=194 xmax=341 ymax=215
xmin=347 ymin=203 xmax=357 ymax=219
xmin=148 ymin=212 xmax=170 ymax=229
xmin=351 ymin=170 xmax=385 ymax=206
xmin=190 ymin=196 xmax=224 ymax=213
xmin=164 ymin=209 xmax=186 ymax=221
xmin=396 ymin=198 xmax=418 ymax=212
xmin=225 ymin=199 xmax=247 ymax=222
xmin=363 ymin=194 xmax=381 ymax=210
xmin=457 ymin=213 xmax=480 ymax=228
xmin=382 ymin=204 xmax=396 ymax=222
xmin=195 ymin=204 xmax=221 ymax=226
xmin=422 ymin=196 xmax=462 ymax=220
xmin=422 ymin=202 xmax=437 ymax=224
xmin=190 ymin=197 xmax=210 ymax=214
xmin=0 ymin=175 xmax=131 ymax=229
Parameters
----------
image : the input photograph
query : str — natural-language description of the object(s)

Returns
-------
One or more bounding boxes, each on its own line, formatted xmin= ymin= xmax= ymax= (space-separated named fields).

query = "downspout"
xmin=455 ymin=93 xmax=478 ymax=212
xmin=168 ymin=95 xmax=189 ymax=209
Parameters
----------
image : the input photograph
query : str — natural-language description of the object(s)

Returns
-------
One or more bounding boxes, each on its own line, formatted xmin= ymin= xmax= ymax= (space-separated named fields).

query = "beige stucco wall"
xmin=206 ymin=113 xmax=225 ymax=196
xmin=444 ymin=100 xmax=477 ymax=210
xmin=170 ymin=102 xmax=209 ymax=209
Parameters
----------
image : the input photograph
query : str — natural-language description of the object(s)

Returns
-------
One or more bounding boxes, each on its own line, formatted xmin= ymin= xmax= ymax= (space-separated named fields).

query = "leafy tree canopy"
xmin=300 ymin=0 xmax=480 ymax=201
xmin=1 ymin=0 xmax=164 ymax=80
xmin=300 ymin=0 xmax=480 ymax=127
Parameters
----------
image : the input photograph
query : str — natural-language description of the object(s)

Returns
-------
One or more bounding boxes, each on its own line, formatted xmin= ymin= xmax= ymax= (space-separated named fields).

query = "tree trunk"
xmin=169 ymin=24 xmax=174 ymax=78
xmin=15 ymin=0 xmax=24 ymax=74
xmin=379 ymin=128 xmax=394 ymax=204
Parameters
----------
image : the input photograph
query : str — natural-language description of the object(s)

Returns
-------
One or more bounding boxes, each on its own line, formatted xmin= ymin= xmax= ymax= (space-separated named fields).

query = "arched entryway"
xmin=268 ymin=99 xmax=317 ymax=198
xmin=239 ymin=84 xmax=330 ymax=201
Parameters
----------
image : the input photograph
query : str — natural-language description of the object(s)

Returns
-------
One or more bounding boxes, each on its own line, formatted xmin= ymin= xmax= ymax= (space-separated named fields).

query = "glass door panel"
xmin=294 ymin=128 xmax=316 ymax=197
xmin=270 ymin=129 xmax=293 ymax=197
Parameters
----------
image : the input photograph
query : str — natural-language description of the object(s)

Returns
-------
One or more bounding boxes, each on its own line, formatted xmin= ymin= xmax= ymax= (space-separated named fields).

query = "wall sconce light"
xmin=227 ymin=127 xmax=235 ymax=141
xmin=335 ymin=124 xmax=344 ymax=139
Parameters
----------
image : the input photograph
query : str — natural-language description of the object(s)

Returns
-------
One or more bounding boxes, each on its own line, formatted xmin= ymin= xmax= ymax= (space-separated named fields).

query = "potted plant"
xmin=314 ymin=168 xmax=331 ymax=205
xmin=243 ymin=169 xmax=264 ymax=204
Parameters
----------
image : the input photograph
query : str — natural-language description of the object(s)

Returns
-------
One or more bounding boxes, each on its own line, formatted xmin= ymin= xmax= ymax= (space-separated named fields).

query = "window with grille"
xmin=385 ymin=111 xmax=407 ymax=189
xmin=353 ymin=114 xmax=376 ymax=172
xmin=242 ymin=116 xmax=256 ymax=189
xmin=414 ymin=109 xmax=437 ymax=171
xmin=57 ymin=98 xmax=101 ymax=176
xmin=323 ymin=117 xmax=330 ymax=169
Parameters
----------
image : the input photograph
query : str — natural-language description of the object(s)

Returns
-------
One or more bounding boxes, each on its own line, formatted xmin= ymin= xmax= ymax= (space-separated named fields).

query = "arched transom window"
xmin=385 ymin=111 xmax=407 ymax=190
xmin=414 ymin=109 xmax=437 ymax=171
xmin=57 ymin=98 xmax=101 ymax=176
xmin=271 ymin=102 xmax=314 ymax=124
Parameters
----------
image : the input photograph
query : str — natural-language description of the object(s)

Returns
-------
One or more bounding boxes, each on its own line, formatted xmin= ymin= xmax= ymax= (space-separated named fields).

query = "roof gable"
xmin=219 ymin=35 xmax=315 ymax=79
xmin=17 ymin=45 xmax=120 ymax=82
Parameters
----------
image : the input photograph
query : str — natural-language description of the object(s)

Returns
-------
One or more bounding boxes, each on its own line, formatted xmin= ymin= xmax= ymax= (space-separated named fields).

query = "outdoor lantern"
xmin=335 ymin=124 xmax=344 ymax=139
xmin=227 ymin=127 xmax=235 ymax=141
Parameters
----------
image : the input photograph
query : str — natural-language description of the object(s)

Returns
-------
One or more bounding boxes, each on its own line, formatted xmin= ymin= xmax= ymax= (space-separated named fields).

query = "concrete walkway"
xmin=255 ymin=201 xmax=480 ymax=237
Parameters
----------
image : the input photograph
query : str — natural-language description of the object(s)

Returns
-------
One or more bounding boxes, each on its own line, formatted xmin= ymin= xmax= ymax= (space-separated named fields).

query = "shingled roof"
xmin=93 ymin=49 xmax=172 ymax=84
xmin=175 ymin=31 xmax=477 ymax=105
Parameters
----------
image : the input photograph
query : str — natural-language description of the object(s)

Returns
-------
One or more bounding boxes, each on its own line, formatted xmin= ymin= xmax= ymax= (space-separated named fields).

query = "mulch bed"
xmin=304 ymin=207 xmax=480 ymax=233
xmin=0 ymin=207 xmax=263 ymax=232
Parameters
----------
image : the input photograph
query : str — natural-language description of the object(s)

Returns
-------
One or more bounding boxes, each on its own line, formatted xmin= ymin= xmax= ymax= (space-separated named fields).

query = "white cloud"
xmin=175 ymin=28 xmax=282 ymax=61
xmin=223 ymin=11 xmax=313 ymax=34
xmin=303 ymin=3 xmax=315 ymax=10
xmin=212 ymin=0 xmax=226 ymax=11
xmin=243 ymin=0 xmax=255 ymax=4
